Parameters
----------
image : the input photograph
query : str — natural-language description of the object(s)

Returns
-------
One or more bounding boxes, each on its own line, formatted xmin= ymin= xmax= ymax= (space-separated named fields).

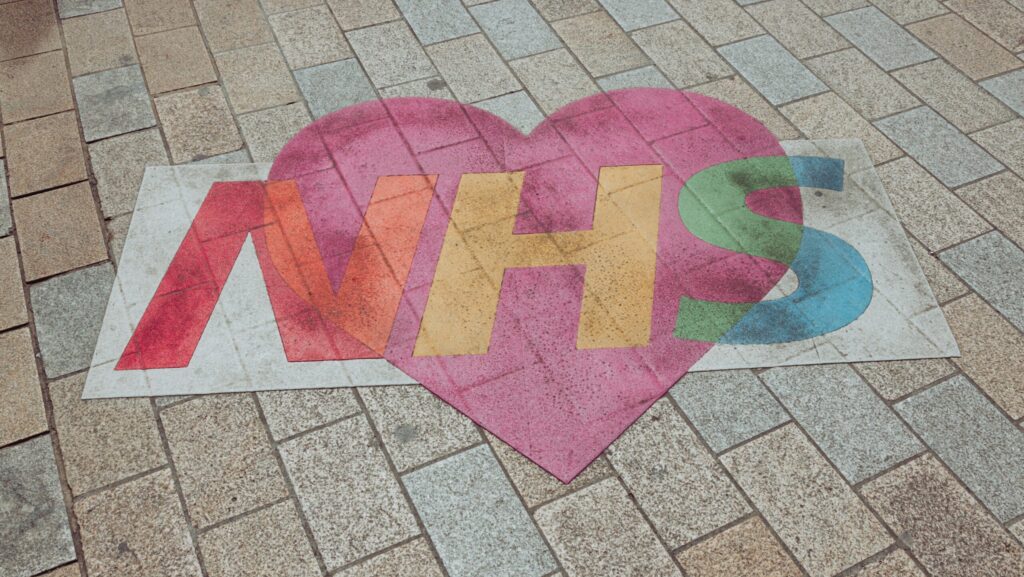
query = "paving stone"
xmin=745 ymin=0 xmax=848 ymax=58
xmin=854 ymin=357 xmax=956 ymax=400
xmin=0 ymin=435 xmax=75 ymax=577
xmin=49 ymin=372 xmax=165 ymax=495
xmin=971 ymin=119 xmax=1024 ymax=177
xmin=0 ymin=51 xmax=74 ymax=123
xmin=334 ymin=538 xmax=445 ymax=577
xmin=88 ymin=128 xmax=169 ymax=219
xmin=155 ymin=85 xmax=244 ymax=163
xmin=892 ymin=59 xmax=1015 ymax=134
xmin=0 ymin=161 xmax=9 ymax=236
xmin=194 ymin=0 xmax=273 ymax=53
xmin=0 ymin=0 xmax=62 ymax=62
xmin=216 ymin=43 xmax=300 ymax=114
xmin=907 ymin=236 xmax=968 ymax=303
xmin=57 ymin=0 xmax=121 ymax=17
xmin=470 ymin=0 xmax=561 ymax=60
xmin=861 ymin=454 xmax=1024 ymax=576
xmin=596 ymin=0 xmax=677 ymax=32
xmin=721 ymin=425 xmax=891 ymax=577
xmin=825 ymin=7 xmax=935 ymax=71
xmin=941 ymin=232 xmax=1024 ymax=332
xmin=0 ymin=329 xmax=46 ymax=447
xmin=258 ymin=0 xmax=319 ymax=14
xmin=947 ymin=0 xmax=1024 ymax=52
xmin=379 ymin=76 xmax=454 ymax=99
xmin=347 ymin=21 xmax=435 ymax=87
xmin=761 ymin=364 xmax=922 ymax=483
xmin=1013 ymin=521 xmax=1024 ymax=546
xmin=959 ymin=172 xmax=1024 ymax=248
xmin=487 ymin=432 xmax=613 ymax=508
xmin=360 ymin=385 xmax=480 ymax=472
xmin=73 ymin=65 xmax=157 ymax=141
xmin=552 ymin=11 xmax=648 ymax=78
xmin=4 ymin=111 xmax=88 ymax=196
xmin=690 ymin=75 xmax=800 ymax=139
xmin=876 ymin=107 xmax=1003 ymax=188
xmin=908 ymin=14 xmax=1022 ymax=81
xmin=294 ymin=59 xmax=376 ymax=118
xmin=799 ymin=0 xmax=868 ymax=16
xmin=327 ymin=0 xmax=399 ymax=30
xmin=0 ymin=238 xmax=26 ymax=330
xmin=533 ymin=0 xmax=599 ymax=21
xmin=943 ymin=295 xmax=1024 ymax=420
xmin=198 ymin=501 xmax=320 ymax=577
xmin=123 ymin=0 xmax=195 ymax=35
xmin=509 ymin=48 xmax=598 ymax=113
xmin=674 ymin=516 xmax=802 ymax=577
xmin=237 ymin=102 xmax=311 ymax=163
xmin=256 ymin=387 xmax=360 ymax=440
xmin=851 ymin=549 xmax=926 ymax=577
xmin=75 ymin=469 xmax=203 ymax=577
xmin=474 ymin=91 xmax=547 ymax=135
xmin=868 ymin=0 xmax=946 ymax=23
xmin=632 ymin=20 xmax=732 ymax=89
xmin=426 ymin=34 xmax=521 ymax=103
xmin=781 ymin=92 xmax=901 ymax=164
xmin=666 ymin=0 xmax=764 ymax=46
xmin=269 ymin=6 xmax=351 ymax=70
xmin=279 ymin=415 xmax=419 ymax=569
xmin=897 ymin=375 xmax=1024 ymax=521
xmin=534 ymin=478 xmax=682 ymax=577
xmin=38 ymin=563 xmax=81 ymax=577
xmin=718 ymin=35 xmax=826 ymax=105
xmin=671 ymin=369 xmax=789 ymax=453
xmin=189 ymin=148 xmax=251 ymax=164
xmin=805 ymin=48 xmax=919 ymax=120
xmin=161 ymin=395 xmax=289 ymax=527
xmin=981 ymin=70 xmax=1024 ymax=117
xmin=396 ymin=0 xmax=477 ymax=45
xmin=30 ymin=262 xmax=113 ymax=378
xmin=13 ymin=182 xmax=107 ymax=281
xmin=62 ymin=8 xmax=137 ymax=77
xmin=136 ymin=26 xmax=217 ymax=95
xmin=606 ymin=399 xmax=749 ymax=547
xmin=597 ymin=65 xmax=672 ymax=91
xmin=404 ymin=445 xmax=557 ymax=577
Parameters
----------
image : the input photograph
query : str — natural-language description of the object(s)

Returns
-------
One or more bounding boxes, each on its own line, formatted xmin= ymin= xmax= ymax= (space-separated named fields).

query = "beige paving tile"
xmin=12 ymin=182 xmax=107 ymax=281
xmin=552 ymin=11 xmax=649 ymax=78
xmin=800 ymin=0 xmax=868 ymax=16
xmin=216 ymin=43 xmax=300 ymax=114
xmin=861 ymin=454 xmax=1024 ymax=577
xmin=194 ymin=0 xmax=274 ymax=53
xmin=5 ymin=111 xmax=88 ymax=196
xmin=606 ymin=399 xmax=749 ymax=548
xmin=720 ymin=424 xmax=891 ymax=577
xmin=347 ymin=21 xmax=435 ymax=87
xmin=690 ymin=75 xmax=800 ymax=139
xmin=907 ymin=235 xmax=968 ymax=303
xmin=874 ymin=157 xmax=991 ymax=251
xmin=161 ymin=394 xmax=289 ymax=528
xmin=76 ymin=469 xmax=203 ymax=577
xmin=334 ymin=538 xmax=445 ymax=577
xmin=106 ymin=213 xmax=130 ymax=265
xmin=0 ymin=0 xmax=62 ymax=62
xmin=852 ymin=549 xmax=926 ymax=576
xmin=327 ymin=0 xmax=399 ymax=30
xmin=509 ymin=48 xmax=598 ymax=113
xmin=805 ymin=48 xmax=919 ymax=120
xmin=746 ymin=0 xmax=848 ymax=58
xmin=892 ymin=59 xmax=1015 ymax=133
xmin=0 ymin=51 xmax=74 ymax=123
xmin=675 ymin=516 xmax=802 ymax=577
xmin=426 ymin=34 xmax=520 ymax=103
xmin=946 ymin=0 xmax=1024 ymax=52
xmin=269 ymin=5 xmax=352 ymax=70
xmin=256 ymin=387 xmax=360 ymax=440
xmin=38 ymin=563 xmax=81 ymax=577
xmin=943 ymin=294 xmax=1024 ymax=419
xmin=0 ymin=328 xmax=47 ymax=447
xmin=49 ymin=372 xmax=166 ymax=495
xmin=88 ymin=128 xmax=169 ymax=219
xmin=63 ymin=9 xmax=138 ymax=77
xmin=0 ymin=237 xmax=27 ymax=330
xmin=533 ymin=0 xmax=599 ymax=20
xmin=237 ymin=102 xmax=312 ymax=163
xmin=907 ymin=14 xmax=1022 ymax=80
xmin=198 ymin=501 xmax=320 ymax=577
xmin=260 ymin=0 xmax=320 ymax=14
xmin=632 ymin=20 xmax=733 ymax=88
xmin=665 ymin=0 xmax=763 ymax=46
xmin=123 ymin=0 xmax=196 ymax=35
xmin=136 ymin=26 xmax=217 ymax=95
xmin=534 ymin=478 xmax=682 ymax=577
xmin=869 ymin=0 xmax=946 ymax=23
xmin=1013 ymin=519 xmax=1024 ymax=545
xmin=855 ymin=358 xmax=956 ymax=400
xmin=959 ymin=171 xmax=1024 ymax=247
xmin=155 ymin=85 xmax=244 ymax=163
xmin=780 ymin=92 xmax=901 ymax=164
xmin=971 ymin=119 xmax=1024 ymax=177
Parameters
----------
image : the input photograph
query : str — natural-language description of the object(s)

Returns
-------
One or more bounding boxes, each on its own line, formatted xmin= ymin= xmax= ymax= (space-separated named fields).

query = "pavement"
xmin=1 ymin=0 xmax=1024 ymax=576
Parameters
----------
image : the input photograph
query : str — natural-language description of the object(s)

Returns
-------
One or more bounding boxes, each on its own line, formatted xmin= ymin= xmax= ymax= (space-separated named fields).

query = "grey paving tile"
xmin=72 ymin=65 xmax=157 ymax=141
xmin=632 ymin=20 xmax=732 ymax=89
xmin=509 ymin=48 xmax=598 ymax=113
xmin=403 ymin=445 xmax=557 ymax=577
xmin=745 ymin=0 xmax=848 ymax=59
xmin=58 ymin=0 xmax=122 ymax=17
xmin=893 ymin=59 xmax=1015 ymax=133
xmin=805 ymin=48 xmax=919 ymax=120
xmin=940 ymin=232 xmax=1024 ymax=332
xmin=426 ymin=34 xmax=521 ymax=103
xmin=896 ymin=375 xmax=1024 ymax=521
xmin=0 ymin=160 xmax=10 ymax=236
xmin=30 ymin=262 xmax=114 ymax=378
xmin=256 ymin=387 xmax=360 ymax=440
xmin=395 ymin=0 xmax=478 ymax=45
xmin=596 ymin=0 xmax=677 ymax=31
xmin=294 ymin=59 xmax=376 ymax=118
xmin=606 ymin=399 xmax=750 ymax=548
xmin=0 ymin=436 xmax=75 ymax=577
xmin=799 ymin=0 xmax=868 ymax=15
xmin=347 ymin=21 xmax=436 ymax=87
xmin=666 ymin=0 xmax=764 ymax=46
xmin=87 ymin=128 xmax=169 ymax=218
xmin=868 ymin=0 xmax=946 ymax=24
xmin=875 ymin=107 xmax=1003 ymax=188
xmin=718 ymin=35 xmax=827 ymax=105
xmin=597 ymin=65 xmax=672 ymax=91
xmin=553 ymin=10 xmax=649 ymax=77
xmin=760 ymin=364 xmax=922 ymax=483
xmin=474 ymin=91 xmax=546 ymax=134
xmin=671 ymin=369 xmax=788 ymax=453
xmin=825 ymin=7 xmax=935 ymax=70
xmin=981 ymin=69 xmax=1024 ymax=116
xmin=470 ymin=0 xmax=561 ymax=60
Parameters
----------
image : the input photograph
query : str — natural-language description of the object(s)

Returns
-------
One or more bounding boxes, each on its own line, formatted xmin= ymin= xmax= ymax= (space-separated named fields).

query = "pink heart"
xmin=269 ymin=88 xmax=801 ymax=481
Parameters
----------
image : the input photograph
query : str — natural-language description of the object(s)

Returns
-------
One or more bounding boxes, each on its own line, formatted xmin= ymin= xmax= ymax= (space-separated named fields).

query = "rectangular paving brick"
xmin=689 ymin=76 xmax=799 ymax=139
xmin=396 ymin=0 xmax=477 ymax=45
xmin=805 ymin=49 xmax=919 ymax=120
xmin=632 ymin=20 xmax=732 ymax=88
xmin=908 ymin=236 xmax=968 ymax=303
xmin=155 ymin=85 xmax=243 ymax=163
xmin=426 ymin=34 xmax=521 ymax=103
xmin=123 ymin=0 xmax=196 ymax=35
xmin=825 ymin=7 xmax=935 ymax=71
xmin=781 ymin=92 xmax=900 ymax=164
xmin=760 ymin=364 xmax=922 ymax=483
xmin=347 ymin=21 xmax=436 ymax=87
xmin=5 ymin=111 xmax=88 ymax=196
xmin=294 ymin=59 xmax=375 ymax=118
xmin=940 ymin=232 xmax=1024 ymax=332
xmin=897 ymin=375 xmax=1024 ymax=521
xmin=553 ymin=11 xmax=649 ymax=77
xmin=907 ymin=14 xmax=1022 ymax=80
xmin=256 ymin=388 xmax=359 ymax=440
xmin=216 ymin=43 xmax=299 ymax=114
xmin=29 ymin=263 xmax=113 ymax=378
xmin=197 ymin=501 xmax=320 ymax=577
xmin=533 ymin=0 xmax=599 ymax=20
xmin=136 ymin=26 xmax=217 ymax=95
xmin=62 ymin=8 xmax=137 ymax=77
xmin=981 ymin=69 xmax=1024 ymax=116
xmin=0 ymin=0 xmax=62 ymax=62
xmin=12 ymin=181 xmax=108 ymax=281
xmin=0 ymin=328 xmax=47 ymax=448
xmin=675 ymin=516 xmax=802 ymax=577
xmin=194 ymin=0 xmax=273 ymax=53
xmin=861 ymin=454 xmax=1024 ymax=576
xmin=597 ymin=0 xmax=677 ymax=32
xmin=947 ymin=0 xmax=1024 ymax=52
xmin=0 ymin=237 xmax=27 ymax=330
xmin=666 ymin=0 xmax=764 ymax=46
xmin=718 ymin=35 xmax=826 ymax=105
xmin=893 ymin=59 xmax=1015 ymax=133
xmin=854 ymin=357 xmax=955 ymax=400
xmin=720 ymin=425 xmax=891 ymax=577
xmin=534 ymin=478 xmax=682 ymax=577
xmin=73 ymin=65 xmax=157 ymax=142
xmin=869 ymin=0 xmax=946 ymax=23
xmin=237 ymin=102 xmax=311 ymax=162
xmin=487 ymin=432 xmax=613 ymax=508
xmin=745 ymin=0 xmax=848 ymax=58
xmin=87 ymin=128 xmax=169 ymax=219
xmin=971 ymin=118 xmax=1024 ymax=177
xmin=269 ymin=6 xmax=352 ymax=70
xmin=471 ymin=0 xmax=561 ymax=60
xmin=875 ymin=107 xmax=1003 ymax=188
xmin=335 ymin=538 xmax=445 ymax=577
xmin=57 ymin=0 xmax=121 ymax=18
xmin=327 ymin=0 xmax=399 ymax=30
xmin=509 ymin=48 xmax=598 ymax=113
xmin=958 ymin=172 xmax=1024 ymax=248
xmin=0 ymin=50 xmax=74 ymax=123
xmin=404 ymin=445 xmax=556 ymax=577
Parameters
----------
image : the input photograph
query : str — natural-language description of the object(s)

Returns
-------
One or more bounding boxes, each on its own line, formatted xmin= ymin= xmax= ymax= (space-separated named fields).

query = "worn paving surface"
xmin=1 ymin=0 xmax=1024 ymax=575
